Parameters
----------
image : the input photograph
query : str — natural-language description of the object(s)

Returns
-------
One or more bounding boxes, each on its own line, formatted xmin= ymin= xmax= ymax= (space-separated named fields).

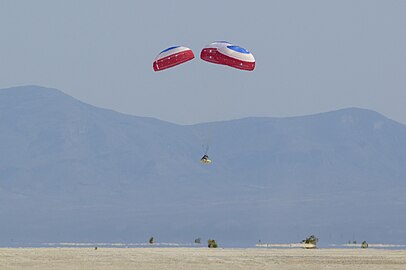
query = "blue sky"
xmin=1 ymin=0 xmax=405 ymax=124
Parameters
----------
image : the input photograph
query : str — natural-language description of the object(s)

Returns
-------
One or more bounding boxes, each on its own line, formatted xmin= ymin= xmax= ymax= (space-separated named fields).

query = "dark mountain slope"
xmin=1 ymin=86 xmax=405 ymax=246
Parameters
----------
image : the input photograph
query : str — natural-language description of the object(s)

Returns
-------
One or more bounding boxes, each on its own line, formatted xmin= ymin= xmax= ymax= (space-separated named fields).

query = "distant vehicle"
xmin=208 ymin=239 xmax=218 ymax=248
xmin=301 ymin=235 xmax=318 ymax=249
xmin=153 ymin=46 xmax=194 ymax=71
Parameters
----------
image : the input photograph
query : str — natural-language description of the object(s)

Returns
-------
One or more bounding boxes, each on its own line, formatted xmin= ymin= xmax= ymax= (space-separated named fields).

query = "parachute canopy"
xmin=200 ymin=41 xmax=232 ymax=64
xmin=200 ymin=41 xmax=255 ymax=71
xmin=153 ymin=46 xmax=194 ymax=71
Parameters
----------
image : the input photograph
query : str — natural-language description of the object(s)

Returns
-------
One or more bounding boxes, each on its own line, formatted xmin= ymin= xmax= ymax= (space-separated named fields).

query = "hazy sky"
xmin=1 ymin=0 xmax=405 ymax=124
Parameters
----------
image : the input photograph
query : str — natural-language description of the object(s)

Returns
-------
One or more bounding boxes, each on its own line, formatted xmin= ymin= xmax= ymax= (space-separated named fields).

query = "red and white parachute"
xmin=200 ymin=41 xmax=232 ymax=65
xmin=153 ymin=42 xmax=255 ymax=71
xmin=153 ymin=46 xmax=195 ymax=72
xmin=200 ymin=41 xmax=255 ymax=71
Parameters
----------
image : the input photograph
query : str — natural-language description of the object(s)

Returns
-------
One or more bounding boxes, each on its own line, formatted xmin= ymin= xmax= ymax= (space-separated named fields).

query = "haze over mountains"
xmin=1 ymin=86 xmax=405 ymax=246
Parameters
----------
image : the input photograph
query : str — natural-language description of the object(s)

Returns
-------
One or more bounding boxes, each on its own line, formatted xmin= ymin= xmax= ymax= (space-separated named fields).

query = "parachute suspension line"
xmin=203 ymin=144 xmax=209 ymax=155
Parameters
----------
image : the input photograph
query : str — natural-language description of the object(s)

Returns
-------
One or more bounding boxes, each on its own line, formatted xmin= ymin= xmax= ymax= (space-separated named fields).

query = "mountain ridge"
xmin=1 ymin=85 xmax=405 ymax=246
xmin=3 ymin=85 xmax=404 ymax=127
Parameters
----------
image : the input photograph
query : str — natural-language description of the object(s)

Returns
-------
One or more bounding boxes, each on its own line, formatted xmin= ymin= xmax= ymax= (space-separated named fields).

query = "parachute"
xmin=153 ymin=42 xmax=255 ymax=71
xmin=153 ymin=46 xmax=194 ymax=71
xmin=200 ymin=41 xmax=255 ymax=71
xmin=200 ymin=41 xmax=232 ymax=64
xmin=152 ymin=42 xmax=255 ymax=166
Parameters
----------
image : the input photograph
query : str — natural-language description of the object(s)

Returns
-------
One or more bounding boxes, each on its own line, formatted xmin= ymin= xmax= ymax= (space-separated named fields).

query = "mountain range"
xmin=1 ymin=85 xmax=405 ymax=246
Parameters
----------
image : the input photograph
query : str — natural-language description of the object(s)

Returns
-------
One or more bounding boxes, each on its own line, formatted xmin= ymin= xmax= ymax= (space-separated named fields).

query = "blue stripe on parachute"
xmin=227 ymin=45 xmax=250 ymax=54
xmin=160 ymin=46 xmax=180 ymax=54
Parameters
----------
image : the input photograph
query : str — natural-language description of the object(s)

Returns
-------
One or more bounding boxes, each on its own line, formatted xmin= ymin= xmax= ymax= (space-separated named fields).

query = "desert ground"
xmin=1 ymin=247 xmax=405 ymax=270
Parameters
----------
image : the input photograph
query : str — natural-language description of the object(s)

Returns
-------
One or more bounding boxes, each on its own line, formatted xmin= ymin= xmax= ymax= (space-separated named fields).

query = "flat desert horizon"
xmin=1 ymin=247 xmax=405 ymax=270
